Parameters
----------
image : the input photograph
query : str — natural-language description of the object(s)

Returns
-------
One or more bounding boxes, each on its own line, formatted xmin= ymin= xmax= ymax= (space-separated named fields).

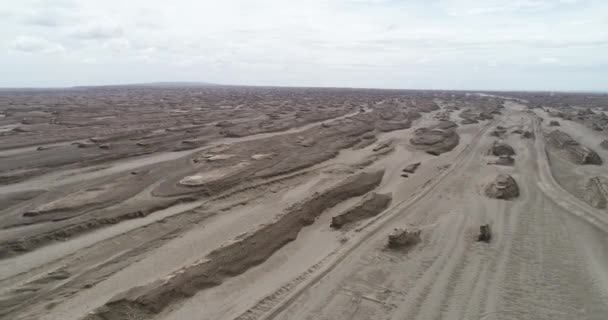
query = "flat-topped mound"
xmin=410 ymin=122 xmax=459 ymax=155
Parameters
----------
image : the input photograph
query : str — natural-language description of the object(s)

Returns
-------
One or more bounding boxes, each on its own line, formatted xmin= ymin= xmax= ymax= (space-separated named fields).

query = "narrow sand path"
xmin=240 ymin=106 xmax=608 ymax=320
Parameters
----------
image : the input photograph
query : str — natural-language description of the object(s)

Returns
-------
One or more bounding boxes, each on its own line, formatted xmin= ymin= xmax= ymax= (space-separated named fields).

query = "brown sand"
xmin=1 ymin=90 xmax=607 ymax=320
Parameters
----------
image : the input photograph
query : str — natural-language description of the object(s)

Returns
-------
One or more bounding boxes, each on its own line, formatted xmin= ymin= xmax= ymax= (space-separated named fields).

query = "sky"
xmin=1 ymin=0 xmax=607 ymax=91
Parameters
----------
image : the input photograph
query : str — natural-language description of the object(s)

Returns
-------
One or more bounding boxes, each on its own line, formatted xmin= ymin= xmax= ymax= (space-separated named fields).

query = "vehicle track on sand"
xmin=237 ymin=120 xmax=495 ymax=320
xmin=532 ymin=116 xmax=608 ymax=232
xmin=252 ymin=107 xmax=608 ymax=320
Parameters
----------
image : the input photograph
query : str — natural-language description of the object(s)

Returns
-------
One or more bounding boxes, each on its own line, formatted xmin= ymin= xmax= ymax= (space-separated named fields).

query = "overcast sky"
xmin=1 ymin=0 xmax=607 ymax=91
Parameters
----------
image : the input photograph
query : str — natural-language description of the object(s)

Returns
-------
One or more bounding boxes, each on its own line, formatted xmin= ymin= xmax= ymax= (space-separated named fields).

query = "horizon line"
xmin=0 ymin=81 xmax=606 ymax=95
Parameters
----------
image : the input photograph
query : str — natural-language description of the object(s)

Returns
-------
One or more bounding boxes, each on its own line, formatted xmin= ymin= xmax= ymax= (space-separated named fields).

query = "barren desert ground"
xmin=1 ymin=86 xmax=607 ymax=320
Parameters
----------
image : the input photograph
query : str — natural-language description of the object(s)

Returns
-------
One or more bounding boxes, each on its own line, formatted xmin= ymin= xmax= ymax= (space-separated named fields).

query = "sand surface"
xmin=1 ymin=87 xmax=607 ymax=320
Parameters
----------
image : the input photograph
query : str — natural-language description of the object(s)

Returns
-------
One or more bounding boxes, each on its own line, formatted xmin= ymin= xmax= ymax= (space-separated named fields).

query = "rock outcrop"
xmin=485 ymin=174 xmax=519 ymax=200
xmin=436 ymin=120 xmax=458 ymax=130
xmin=330 ymin=192 xmax=392 ymax=229
xmin=548 ymin=130 xmax=602 ymax=165
xmin=410 ymin=122 xmax=460 ymax=156
xmin=522 ymin=131 xmax=534 ymax=139
xmin=387 ymin=228 xmax=421 ymax=248
xmin=478 ymin=224 xmax=492 ymax=242
xmin=489 ymin=126 xmax=507 ymax=138
xmin=584 ymin=177 xmax=608 ymax=209
xmin=402 ymin=162 xmax=421 ymax=174
xmin=85 ymin=170 xmax=386 ymax=320
xmin=489 ymin=156 xmax=514 ymax=166
xmin=490 ymin=141 xmax=515 ymax=157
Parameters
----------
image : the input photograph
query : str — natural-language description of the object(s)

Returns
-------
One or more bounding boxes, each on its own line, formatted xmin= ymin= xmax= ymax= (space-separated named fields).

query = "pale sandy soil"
xmin=265 ymin=104 xmax=608 ymax=320
xmin=1 ymin=89 xmax=607 ymax=320
xmin=531 ymin=108 xmax=608 ymax=219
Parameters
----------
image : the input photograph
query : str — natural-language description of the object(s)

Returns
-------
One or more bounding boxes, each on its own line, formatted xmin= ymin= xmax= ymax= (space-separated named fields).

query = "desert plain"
xmin=0 ymin=85 xmax=607 ymax=320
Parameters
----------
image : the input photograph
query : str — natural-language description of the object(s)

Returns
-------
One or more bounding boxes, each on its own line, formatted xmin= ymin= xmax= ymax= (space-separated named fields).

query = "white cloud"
xmin=0 ymin=0 xmax=607 ymax=90
xmin=80 ymin=57 xmax=97 ymax=64
xmin=69 ymin=21 xmax=123 ymax=40
xmin=20 ymin=7 xmax=80 ymax=27
xmin=540 ymin=57 xmax=559 ymax=64
xmin=441 ymin=0 xmax=583 ymax=16
xmin=23 ymin=15 xmax=63 ymax=27
xmin=102 ymin=37 xmax=132 ymax=52
xmin=10 ymin=36 xmax=65 ymax=53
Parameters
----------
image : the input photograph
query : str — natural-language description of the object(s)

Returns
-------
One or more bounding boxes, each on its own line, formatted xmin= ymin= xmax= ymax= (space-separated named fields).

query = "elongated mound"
xmin=402 ymin=162 xmax=421 ymax=174
xmin=410 ymin=121 xmax=460 ymax=155
xmin=84 ymin=170 xmax=385 ymax=320
xmin=330 ymin=192 xmax=392 ymax=229
xmin=584 ymin=177 xmax=608 ymax=209
xmin=547 ymin=130 xmax=602 ymax=165
xmin=485 ymin=174 xmax=519 ymax=200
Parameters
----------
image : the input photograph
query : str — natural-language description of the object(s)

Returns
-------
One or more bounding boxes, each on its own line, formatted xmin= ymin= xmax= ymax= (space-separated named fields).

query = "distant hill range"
xmin=74 ymin=82 xmax=220 ymax=89
xmin=0 ymin=82 xmax=220 ymax=92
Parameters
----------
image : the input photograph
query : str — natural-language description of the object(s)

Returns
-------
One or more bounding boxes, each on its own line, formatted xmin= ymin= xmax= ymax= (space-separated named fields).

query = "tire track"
xmin=240 ymin=120 xmax=495 ymax=320
xmin=397 ymin=214 xmax=469 ymax=320
xmin=532 ymin=116 xmax=608 ymax=232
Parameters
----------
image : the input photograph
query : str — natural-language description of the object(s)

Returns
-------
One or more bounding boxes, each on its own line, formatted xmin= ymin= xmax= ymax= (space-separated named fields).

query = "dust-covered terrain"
xmin=1 ymin=87 xmax=607 ymax=320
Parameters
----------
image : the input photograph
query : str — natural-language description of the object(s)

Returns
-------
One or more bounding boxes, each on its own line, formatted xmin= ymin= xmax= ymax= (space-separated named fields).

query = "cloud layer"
xmin=1 ymin=0 xmax=607 ymax=91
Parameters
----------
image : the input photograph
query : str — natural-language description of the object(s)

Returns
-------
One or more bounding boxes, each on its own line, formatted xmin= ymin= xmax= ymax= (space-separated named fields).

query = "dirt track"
xmin=1 ymin=88 xmax=607 ymax=320
xmin=253 ymin=102 xmax=608 ymax=320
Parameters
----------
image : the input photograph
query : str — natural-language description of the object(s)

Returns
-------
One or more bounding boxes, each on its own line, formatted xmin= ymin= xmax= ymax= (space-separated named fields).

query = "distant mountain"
xmin=73 ymin=81 xmax=220 ymax=89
